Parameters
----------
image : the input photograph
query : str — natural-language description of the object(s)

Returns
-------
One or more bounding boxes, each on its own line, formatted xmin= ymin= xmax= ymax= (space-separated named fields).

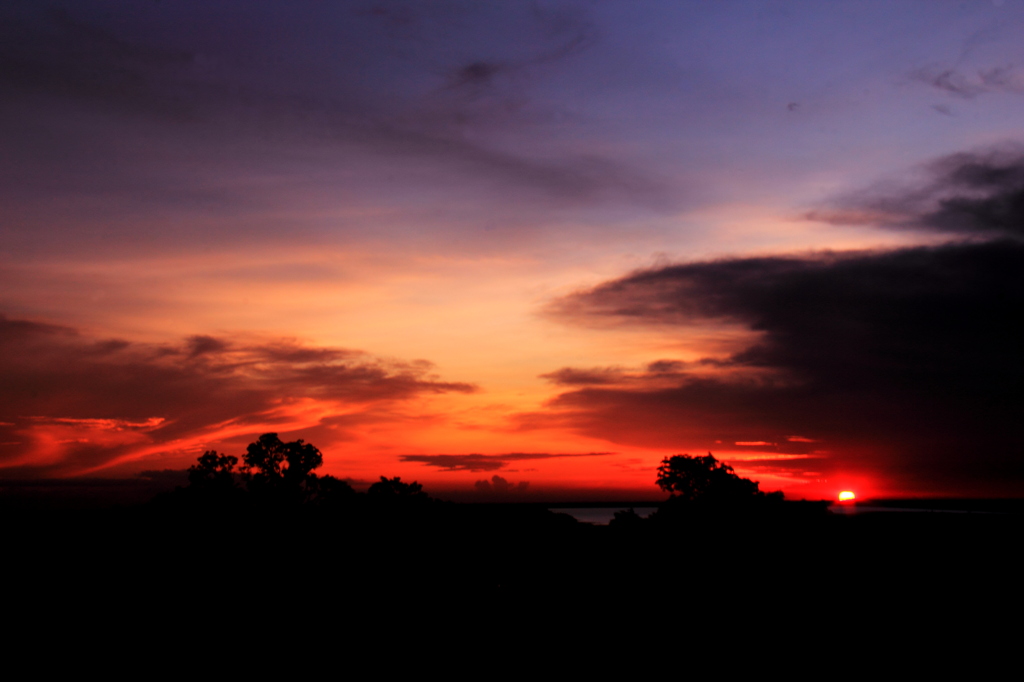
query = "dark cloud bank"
xmin=0 ymin=316 xmax=473 ymax=478
xmin=542 ymin=151 xmax=1024 ymax=495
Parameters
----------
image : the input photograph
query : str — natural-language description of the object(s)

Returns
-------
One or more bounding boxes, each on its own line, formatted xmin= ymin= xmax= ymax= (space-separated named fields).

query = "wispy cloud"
xmin=400 ymin=451 xmax=612 ymax=473
xmin=911 ymin=64 xmax=1024 ymax=99
xmin=0 ymin=1 xmax=668 ymax=228
xmin=806 ymin=146 xmax=1024 ymax=237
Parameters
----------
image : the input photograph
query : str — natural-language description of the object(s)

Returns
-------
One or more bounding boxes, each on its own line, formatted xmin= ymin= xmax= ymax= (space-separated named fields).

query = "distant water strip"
xmin=554 ymin=507 xmax=659 ymax=525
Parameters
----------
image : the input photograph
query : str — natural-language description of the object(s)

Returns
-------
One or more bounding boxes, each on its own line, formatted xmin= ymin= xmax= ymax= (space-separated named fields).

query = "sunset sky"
xmin=3 ymin=1 xmax=1024 ymax=501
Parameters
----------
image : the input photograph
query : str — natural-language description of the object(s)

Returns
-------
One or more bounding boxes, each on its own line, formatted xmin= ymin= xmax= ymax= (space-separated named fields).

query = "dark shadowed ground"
xmin=5 ymin=487 xmax=1022 ymax=640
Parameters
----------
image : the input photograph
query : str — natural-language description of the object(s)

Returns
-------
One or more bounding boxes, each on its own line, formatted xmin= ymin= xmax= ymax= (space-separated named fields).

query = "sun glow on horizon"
xmin=838 ymin=491 xmax=856 ymax=502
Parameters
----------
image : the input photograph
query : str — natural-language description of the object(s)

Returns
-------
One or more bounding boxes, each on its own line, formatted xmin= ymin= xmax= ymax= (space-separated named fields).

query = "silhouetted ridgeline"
xmin=5 ymin=441 xmax=1023 ymax=628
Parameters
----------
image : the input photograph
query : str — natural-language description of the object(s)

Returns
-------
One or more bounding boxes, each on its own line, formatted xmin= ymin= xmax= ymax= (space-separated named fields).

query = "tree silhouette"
xmin=240 ymin=433 xmax=323 ymax=504
xmin=367 ymin=476 xmax=427 ymax=500
xmin=182 ymin=450 xmax=241 ymax=507
xmin=656 ymin=453 xmax=780 ymax=506
xmin=187 ymin=451 xmax=238 ymax=489
xmin=609 ymin=507 xmax=646 ymax=529
xmin=178 ymin=434 xmax=432 ymax=514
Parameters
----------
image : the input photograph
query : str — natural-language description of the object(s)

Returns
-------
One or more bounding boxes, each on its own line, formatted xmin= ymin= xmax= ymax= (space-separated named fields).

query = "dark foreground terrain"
xmin=5 ymin=444 xmax=1021 ymax=652
xmin=6 ymin=491 xmax=1022 ymax=627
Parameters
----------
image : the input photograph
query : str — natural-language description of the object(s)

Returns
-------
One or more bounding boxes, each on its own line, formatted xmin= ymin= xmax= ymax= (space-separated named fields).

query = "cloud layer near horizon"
xmin=539 ymin=151 xmax=1024 ymax=495
xmin=400 ymin=451 xmax=612 ymax=473
xmin=0 ymin=314 xmax=473 ymax=477
xmin=541 ymin=240 xmax=1024 ymax=492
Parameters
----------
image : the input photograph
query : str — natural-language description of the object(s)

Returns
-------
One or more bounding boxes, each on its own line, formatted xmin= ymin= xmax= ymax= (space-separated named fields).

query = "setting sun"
xmin=838 ymin=491 xmax=856 ymax=502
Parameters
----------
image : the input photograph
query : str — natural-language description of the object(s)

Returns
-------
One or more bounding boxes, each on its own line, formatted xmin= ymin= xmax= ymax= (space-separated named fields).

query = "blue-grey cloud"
xmin=0 ymin=0 xmax=668 ymax=238
xmin=911 ymin=64 xmax=1024 ymax=99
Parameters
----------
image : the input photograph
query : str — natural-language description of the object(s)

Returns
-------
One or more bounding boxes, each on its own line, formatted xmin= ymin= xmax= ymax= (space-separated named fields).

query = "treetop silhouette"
xmin=176 ymin=434 xmax=433 ymax=511
xmin=656 ymin=453 xmax=781 ymax=506
xmin=176 ymin=433 xmax=337 ymax=509
xmin=368 ymin=476 xmax=428 ymax=501
xmin=241 ymin=432 xmax=323 ymax=489
xmin=188 ymin=451 xmax=239 ymax=489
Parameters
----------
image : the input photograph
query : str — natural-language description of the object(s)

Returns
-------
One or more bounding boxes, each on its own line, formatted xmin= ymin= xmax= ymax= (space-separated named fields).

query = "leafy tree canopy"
xmin=656 ymin=453 xmax=778 ymax=505
xmin=241 ymin=432 xmax=323 ymax=489
xmin=367 ymin=476 xmax=426 ymax=500
xmin=177 ymin=435 xmax=430 ymax=513
xmin=187 ymin=451 xmax=239 ymax=489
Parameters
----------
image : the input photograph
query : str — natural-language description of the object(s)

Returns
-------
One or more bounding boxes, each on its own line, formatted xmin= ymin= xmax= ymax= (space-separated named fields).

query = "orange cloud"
xmin=0 ymin=314 xmax=474 ymax=478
